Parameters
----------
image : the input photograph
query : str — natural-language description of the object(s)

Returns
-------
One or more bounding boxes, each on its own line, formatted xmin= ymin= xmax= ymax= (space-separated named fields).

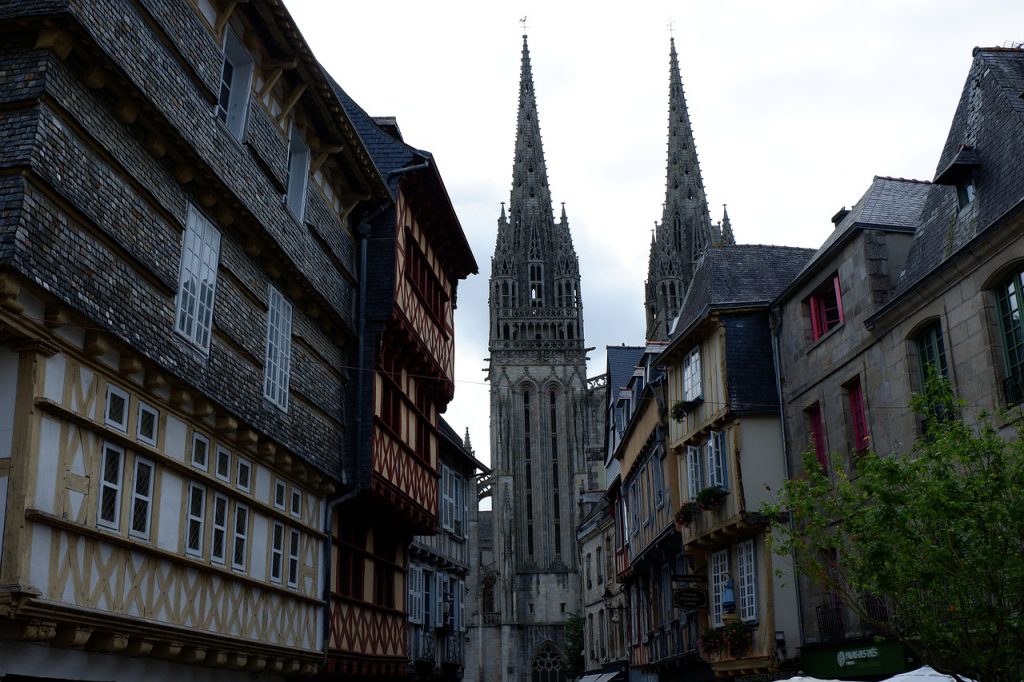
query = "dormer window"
xmin=956 ymin=180 xmax=975 ymax=210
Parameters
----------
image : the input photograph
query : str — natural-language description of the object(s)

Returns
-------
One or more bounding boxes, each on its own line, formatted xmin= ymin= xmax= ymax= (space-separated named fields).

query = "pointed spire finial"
xmin=464 ymin=427 xmax=474 ymax=454
xmin=721 ymin=203 xmax=735 ymax=245
xmin=500 ymin=201 xmax=507 ymax=220
xmin=560 ymin=202 xmax=567 ymax=222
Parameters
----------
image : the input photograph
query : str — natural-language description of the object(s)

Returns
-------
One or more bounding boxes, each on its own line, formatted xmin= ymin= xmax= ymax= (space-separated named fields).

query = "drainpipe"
xmin=770 ymin=307 xmax=805 ymax=651
xmin=320 ymin=199 xmax=389 ymax=668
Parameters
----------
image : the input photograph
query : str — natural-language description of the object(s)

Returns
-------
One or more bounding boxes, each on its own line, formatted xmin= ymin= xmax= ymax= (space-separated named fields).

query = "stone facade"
xmin=772 ymin=46 xmax=1024 ymax=678
xmin=468 ymin=33 xmax=604 ymax=682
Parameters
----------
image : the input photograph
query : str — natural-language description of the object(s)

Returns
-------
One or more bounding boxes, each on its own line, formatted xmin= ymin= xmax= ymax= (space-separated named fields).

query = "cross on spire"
xmin=520 ymin=16 xmax=528 ymax=35
xmin=667 ymin=18 xmax=675 ymax=39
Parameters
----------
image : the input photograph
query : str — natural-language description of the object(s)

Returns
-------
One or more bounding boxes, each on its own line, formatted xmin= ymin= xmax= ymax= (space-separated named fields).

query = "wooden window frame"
xmin=129 ymin=456 xmax=154 ymax=540
xmin=263 ymin=284 xmax=293 ymax=411
xmin=105 ymin=384 xmax=130 ymax=433
xmin=808 ymin=274 xmax=845 ymax=341
xmin=98 ymin=442 xmax=125 ymax=530
xmin=185 ymin=482 xmax=206 ymax=558
xmin=174 ymin=204 xmax=221 ymax=352
xmin=211 ymin=492 xmax=229 ymax=565
xmin=136 ymin=401 xmax=158 ymax=447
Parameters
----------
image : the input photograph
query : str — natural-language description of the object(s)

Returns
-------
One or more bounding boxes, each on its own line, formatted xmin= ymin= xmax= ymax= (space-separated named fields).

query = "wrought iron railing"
xmin=1003 ymin=369 xmax=1024 ymax=406
xmin=409 ymin=626 xmax=436 ymax=662
xmin=442 ymin=632 xmax=464 ymax=666
xmin=816 ymin=602 xmax=845 ymax=642
xmin=860 ymin=594 xmax=890 ymax=635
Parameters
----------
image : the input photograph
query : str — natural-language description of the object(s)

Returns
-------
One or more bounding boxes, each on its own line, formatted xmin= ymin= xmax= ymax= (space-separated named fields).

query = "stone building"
xmin=0 ymin=1 xmax=477 ymax=680
xmin=468 ymin=33 xmax=605 ymax=682
xmin=772 ymin=45 xmax=1024 ymax=679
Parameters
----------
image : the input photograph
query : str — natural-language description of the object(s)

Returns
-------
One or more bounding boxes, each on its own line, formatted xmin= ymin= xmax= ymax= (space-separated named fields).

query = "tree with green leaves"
xmin=764 ymin=375 xmax=1024 ymax=682
xmin=561 ymin=610 xmax=586 ymax=680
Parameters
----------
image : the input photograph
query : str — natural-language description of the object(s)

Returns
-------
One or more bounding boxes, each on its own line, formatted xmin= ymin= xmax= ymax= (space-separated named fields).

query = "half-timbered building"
xmin=0 ymin=0 xmax=415 ymax=680
xmin=326 ymin=91 xmax=478 ymax=679
xmin=407 ymin=419 xmax=488 ymax=681
xmin=661 ymin=245 xmax=811 ymax=679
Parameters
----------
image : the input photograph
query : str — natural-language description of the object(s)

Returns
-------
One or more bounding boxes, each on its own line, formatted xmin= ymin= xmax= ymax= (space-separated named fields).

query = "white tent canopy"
xmin=882 ymin=666 xmax=976 ymax=682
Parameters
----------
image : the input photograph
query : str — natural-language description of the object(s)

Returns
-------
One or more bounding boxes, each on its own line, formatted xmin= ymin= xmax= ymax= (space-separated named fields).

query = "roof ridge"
xmin=973 ymin=46 xmax=1024 ymax=55
xmin=873 ymin=175 xmax=932 ymax=184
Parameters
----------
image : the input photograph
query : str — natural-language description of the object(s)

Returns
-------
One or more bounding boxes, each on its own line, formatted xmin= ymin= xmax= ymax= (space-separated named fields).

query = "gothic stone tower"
xmin=481 ymin=33 xmax=588 ymax=682
xmin=645 ymin=38 xmax=734 ymax=341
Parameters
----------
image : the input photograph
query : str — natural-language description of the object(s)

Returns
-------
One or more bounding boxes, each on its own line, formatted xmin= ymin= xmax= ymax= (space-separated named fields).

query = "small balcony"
xmin=815 ymin=602 xmax=846 ymax=642
xmin=409 ymin=625 xmax=436 ymax=664
xmin=442 ymin=632 xmax=465 ymax=666
xmin=1004 ymin=369 xmax=1024 ymax=407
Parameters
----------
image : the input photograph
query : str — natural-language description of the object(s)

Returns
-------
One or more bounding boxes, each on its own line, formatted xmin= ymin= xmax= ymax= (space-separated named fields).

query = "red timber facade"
xmin=324 ymin=91 xmax=478 ymax=679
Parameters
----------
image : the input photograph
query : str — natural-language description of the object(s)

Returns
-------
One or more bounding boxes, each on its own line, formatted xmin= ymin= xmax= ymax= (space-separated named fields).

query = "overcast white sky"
xmin=287 ymin=1 xmax=1024 ymax=468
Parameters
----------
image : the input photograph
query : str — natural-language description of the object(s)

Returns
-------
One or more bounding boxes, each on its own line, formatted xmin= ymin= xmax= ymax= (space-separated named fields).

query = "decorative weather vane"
xmin=520 ymin=16 xmax=528 ymax=35
xmin=667 ymin=17 xmax=675 ymax=39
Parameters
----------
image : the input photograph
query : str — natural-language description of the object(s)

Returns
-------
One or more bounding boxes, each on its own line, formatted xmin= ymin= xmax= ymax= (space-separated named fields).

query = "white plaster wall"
xmin=156 ymin=470 xmax=183 ymax=552
xmin=0 ymin=639 xmax=285 ymax=681
xmin=251 ymin=512 xmax=268 ymax=581
xmin=164 ymin=415 xmax=187 ymax=462
xmin=35 ymin=416 xmax=61 ymax=513
xmin=0 ymin=347 xmax=16 ymax=459
xmin=27 ymin=523 xmax=52 ymax=596
xmin=254 ymin=463 xmax=271 ymax=505
xmin=737 ymin=416 xmax=787 ymax=511
xmin=43 ymin=352 xmax=67 ymax=403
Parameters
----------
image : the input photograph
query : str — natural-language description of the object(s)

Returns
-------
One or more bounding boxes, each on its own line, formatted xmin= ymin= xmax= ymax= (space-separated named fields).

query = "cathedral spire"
xmin=509 ymin=33 xmax=554 ymax=234
xmin=645 ymin=37 xmax=716 ymax=341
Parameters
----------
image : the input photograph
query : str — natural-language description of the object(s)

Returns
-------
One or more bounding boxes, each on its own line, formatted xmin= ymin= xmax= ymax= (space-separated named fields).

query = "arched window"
xmin=996 ymin=265 xmax=1024 ymax=405
xmin=530 ymin=641 xmax=566 ymax=682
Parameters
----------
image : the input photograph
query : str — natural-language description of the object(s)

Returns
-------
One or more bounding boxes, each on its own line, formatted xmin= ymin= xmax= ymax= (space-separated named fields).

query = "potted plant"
xmin=675 ymin=501 xmax=701 ymax=527
xmin=723 ymin=621 xmax=753 ymax=656
xmin=695 ymin=485 xmax=728 ymax=511
xmin=670 ymin=401 xmax=687 ymax=422
xmin=697 ymin=627 xmax=725 ymax=658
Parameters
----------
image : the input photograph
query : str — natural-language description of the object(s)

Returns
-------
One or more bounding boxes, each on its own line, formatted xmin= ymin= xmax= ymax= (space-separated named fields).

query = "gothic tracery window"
xmin=530 ymin=641 xmax=566 ymax=682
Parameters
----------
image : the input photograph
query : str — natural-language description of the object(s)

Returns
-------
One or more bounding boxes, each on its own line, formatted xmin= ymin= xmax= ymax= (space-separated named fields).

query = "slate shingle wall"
xmin=0 ymin=0 xmax=365 ymax=477
xmin=723 ymin=312 xmax=776 ymax=414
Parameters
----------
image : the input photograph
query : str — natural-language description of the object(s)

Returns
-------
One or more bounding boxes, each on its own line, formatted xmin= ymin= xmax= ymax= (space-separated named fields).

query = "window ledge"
xmin=806 ymin=321 xmax=845 ymax=352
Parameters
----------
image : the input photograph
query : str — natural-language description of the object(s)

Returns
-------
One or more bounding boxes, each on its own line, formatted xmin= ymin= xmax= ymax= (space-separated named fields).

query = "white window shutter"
xmin=408 ymin=565 xmax=422 ymax=624
xmin=434 ymin=573 xmax=445 ymax=628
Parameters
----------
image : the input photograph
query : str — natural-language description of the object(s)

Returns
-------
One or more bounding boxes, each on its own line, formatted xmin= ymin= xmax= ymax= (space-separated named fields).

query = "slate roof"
xmin=670 ymin=244 xmax=816 ymax=344
xmin=605 ymin=344 xmax=645 ymax=439
xmin=606 ymin=345 xmax=645 ymax=394
xmin=887 ymin=47 xmax=1024 ymax=303
xmin=438 ymin=416 xmax=491 ymax=474
xmin=325 ymin=70 xmax=422 ymax=192
xmin=782 ymin=176 xmax=931 ymax=298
